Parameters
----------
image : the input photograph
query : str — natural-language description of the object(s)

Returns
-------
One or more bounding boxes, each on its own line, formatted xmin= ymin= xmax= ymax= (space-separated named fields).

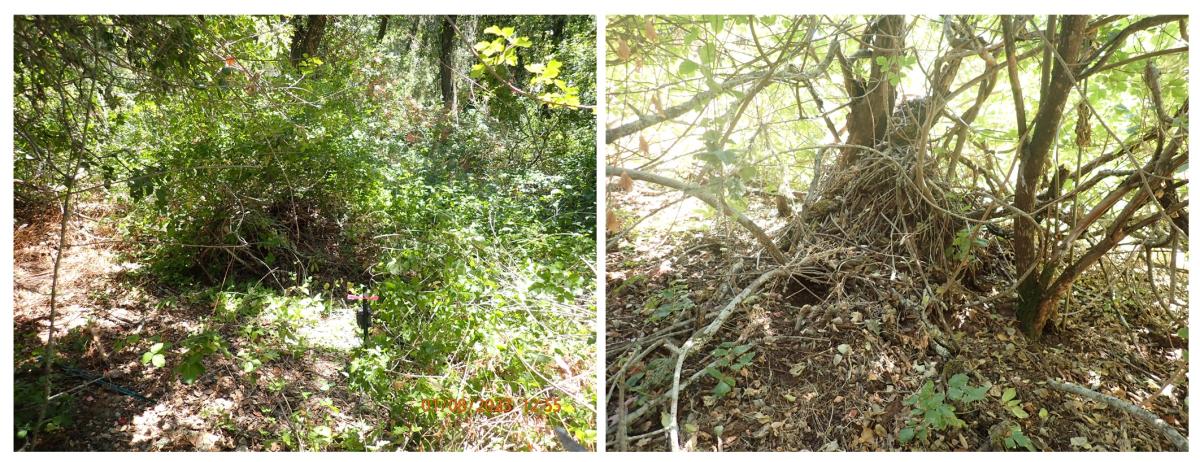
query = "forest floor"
xmin=606 ymin=185 xmax=1189 ymax=452
xmin=12 ymin=200 xmax=566 ymax=451
xmin=13 ymin=200 xmax=363 ymax=450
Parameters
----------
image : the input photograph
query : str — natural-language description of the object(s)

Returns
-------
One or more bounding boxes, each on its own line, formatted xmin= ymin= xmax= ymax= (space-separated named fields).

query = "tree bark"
xmin=1026 ymin=117 xmax=1187 ymax=336
xmin=839 ymin=15 xmax=905 ymax=166
xmin=376 ymin=16 xmax=389 ymax=44
xmin=289 ymin=15 xmax=328 ymax=68
xmin=439 ymin=15 xmax=458 ymax=113
xmin=1013 ymin=15 xmax=1088 ymax=339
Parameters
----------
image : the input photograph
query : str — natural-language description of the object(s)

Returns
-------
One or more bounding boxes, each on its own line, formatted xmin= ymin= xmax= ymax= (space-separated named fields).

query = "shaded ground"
xmin=14 ymin=201 xmax=585 ymax=451
xmin=605 ymin=182 xmax=1188 ymax=451
xmin=13 ymin=201 xmax=374 ymax=450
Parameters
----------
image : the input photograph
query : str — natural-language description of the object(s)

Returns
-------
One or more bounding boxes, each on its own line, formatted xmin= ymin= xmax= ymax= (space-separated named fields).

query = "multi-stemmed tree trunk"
xmin=1012 ymin=15 xmax=1089 ymax=338
xmin=838 ymin=15 xmax=905 ymax=166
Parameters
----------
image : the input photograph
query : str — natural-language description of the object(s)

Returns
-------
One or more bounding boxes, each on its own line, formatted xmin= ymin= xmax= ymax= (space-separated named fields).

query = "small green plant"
xmin=177 ymin=331 xmax=226 ymax=384
xmin=704 ymin=342 xmax=755 ymax=399
xmin=949 ymin=226 xmax=988 ymax=262
xmin=992 ymin=421 xmax=1036 ymax=451
xmin=642 ymin=282 xmax=694 ymax=322
xmin=141 ymin=342 xmax=169 ymax=368
xmin=1000 ymin=387 xmax=1029 ymax=418
xmin=1001 ymin=423 xmax=1036 ymax=451
xmin=898 ymin=373 xmax=991 ymax=444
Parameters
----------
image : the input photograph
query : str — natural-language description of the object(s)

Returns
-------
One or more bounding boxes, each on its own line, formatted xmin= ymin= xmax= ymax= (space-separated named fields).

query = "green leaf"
xmin=712 ymin=380 xmax=732 ymax=398
xmin=678 ymin=59 xmax=700 ymax=76
xmin=709 ymin=16 xmax=724 ymax=34
xmin=960 ymin=384 xmax=990 ymax=404
xmin=1002 ymin=387 xmax=1017 ymax=402
xmin=179 ymin=358 xmax=204 ymax=384
xmin=698 ymin=43 xmax=717 ymax=65
xmin=1010 ymin=426 xmax=1036 ymax=451
xmin=151 ymin=354 xmax=166 ymax=368
xmin=898 ymin=427 xmax=915 ymax=443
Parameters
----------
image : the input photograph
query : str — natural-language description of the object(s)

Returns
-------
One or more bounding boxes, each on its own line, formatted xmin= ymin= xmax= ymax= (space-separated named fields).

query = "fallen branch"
xmin=606 ymin=166 xmax=788 ymax=265
xmin=1045 ymin=379 xmax=1187 ymax=451
xmin=666 ymin=267 xmax=789 ymax=451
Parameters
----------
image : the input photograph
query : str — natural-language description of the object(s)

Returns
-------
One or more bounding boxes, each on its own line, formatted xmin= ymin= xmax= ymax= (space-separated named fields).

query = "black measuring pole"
xmin=352 ymin=289 xmax=374 ymax=346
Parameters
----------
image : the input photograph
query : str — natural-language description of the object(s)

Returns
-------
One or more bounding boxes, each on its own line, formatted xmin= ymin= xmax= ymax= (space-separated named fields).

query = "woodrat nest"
xmin=793 ymin=145 xmax=968 ymax=274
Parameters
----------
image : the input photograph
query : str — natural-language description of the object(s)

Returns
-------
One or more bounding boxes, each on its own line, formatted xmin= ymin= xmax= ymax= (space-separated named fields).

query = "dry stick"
xmin=1045 ymin=379 xmax=1187 ymax=451
xmin=606 ymin=166 xmax=788 ymax=265
xmin=616 ymin=339 xmax=762 ymax=427
xmin=616 ymin=382 xmax=629 ymax=451
xmin=665 ymin=267 xmax=788 ymax=451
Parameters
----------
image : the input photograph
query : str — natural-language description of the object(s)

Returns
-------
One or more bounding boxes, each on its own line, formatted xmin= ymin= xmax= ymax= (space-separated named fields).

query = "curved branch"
xmin=606 ymin=37 xmax=839 ymax=144
xmin=667 ymin=267 xmax=788 ymax=451
xmin=1082 ymin=46 xmax=1188 ymax=79
xmin=606 ymin=166 xmax=788 ymax=265
xmin=1080 ymin=15 xmax=1186 ymax=78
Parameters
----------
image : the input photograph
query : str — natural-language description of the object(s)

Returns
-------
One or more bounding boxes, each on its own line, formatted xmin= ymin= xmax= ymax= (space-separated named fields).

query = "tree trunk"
xmin=439 ymin=15 xmax=458 ymax=113
xmin=376 ymin=16 xmax=389 ymax=44
xmin=1013 ymin=15 xmax=1088 ymax=339
xmin=1026 ymin=116 xmax=1187 ymax=336
xmin=839 ymin=15 xmax=905 ymax=166
xmin=289 ymin=15 xmax=328 ymax=68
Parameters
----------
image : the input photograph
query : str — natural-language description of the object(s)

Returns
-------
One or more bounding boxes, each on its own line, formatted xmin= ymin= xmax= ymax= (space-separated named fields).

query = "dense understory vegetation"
xmin=14 ymin=15 xmax=596 ymax=451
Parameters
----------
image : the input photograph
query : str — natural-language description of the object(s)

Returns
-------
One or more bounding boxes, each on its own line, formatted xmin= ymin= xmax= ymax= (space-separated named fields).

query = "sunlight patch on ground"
xmin=295 ymin=306 xmax=363 ymax=351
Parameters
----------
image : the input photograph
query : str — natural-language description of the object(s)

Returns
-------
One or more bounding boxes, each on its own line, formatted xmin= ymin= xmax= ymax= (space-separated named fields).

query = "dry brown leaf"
xmin=606 ymin=208 xmax=621 ymax=233
xmin=638 ymin=135 xmax=650 ymax=156
xmin=645 ymin=18 xmax=657 ymax=42
xmin=617 ymin=39 xmax=631 ymax=61
xmin=619 ymin=171 xmax=634 ymax=192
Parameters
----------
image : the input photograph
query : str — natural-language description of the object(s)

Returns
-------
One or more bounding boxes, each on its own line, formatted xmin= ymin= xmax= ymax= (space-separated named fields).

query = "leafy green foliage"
xmin=643 ymin=282 xmax=695 ymax=322
xmin=1001 ymin=387 xmax=1029 ymax=419
xmin=473 ymin=25 xmax=584 ymax=109
xmin=704 ymin=342 xmax=755 ymax=399
xmin=1003 ymin=424 xmax=1036 ymax=451
xmin=899 ymin=374 xmax=991 ymax=444
xmin=13 ymin=15 xmax=595 ymax=451
xmin=141 ymin=342 xmax=169 ymax=368
xmin=949 ymin=227 xmax=989 ymax=262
